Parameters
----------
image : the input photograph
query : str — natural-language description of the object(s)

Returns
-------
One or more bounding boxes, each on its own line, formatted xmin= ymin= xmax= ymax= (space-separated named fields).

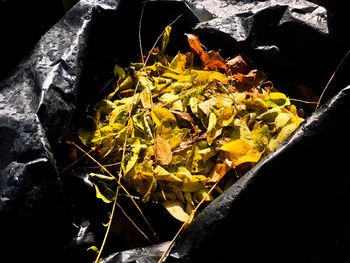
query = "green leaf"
xmin=257 ymin=107 xmax=281 ymax=122
xmin=275 ymin=112 xmax=291 ymax=130
xmin=160 ymin=93 xmax=183 ymax=111
xmin=264 ymin=92 xmax=291 ymax=108
xmin=251 ymin=124 xmax=271 ymax=152
xmin=113 ymin=64 xmax=126 ymax=81
xmin=268 ymin=122 xmax=298 ymax=152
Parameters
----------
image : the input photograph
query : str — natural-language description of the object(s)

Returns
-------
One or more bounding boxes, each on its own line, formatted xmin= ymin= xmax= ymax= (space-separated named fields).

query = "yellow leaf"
xmin=207 ymin=112 xmax=222 ymax=145
xmin=192 ymin=70 xmax=229 ymax=84
xmin=151 ymin=107 xmax=178 ymax=137
xmin=169 ymin=53 xmax=187 ymax=74
xmin=181 ymin=175 xmax=208 ymax=192
xmin=151 ymin=107 xmax=177 ymax=128
xmin=140 ymin=86 xmax=152 ymax=109
xmin=220 ymin=139 xmax=262 ymax=167
xmin=154 ymin=165 xmax=182 ymax=182
xmin=194 ymin=188 xmax=213 ymax=203
xmin=161 ymin=26 xmax=172 ymax=54
xmin=168 ymin=128 xmax=190 ymax=149
xmin=162 ymin=200 xmax=189 ymax=222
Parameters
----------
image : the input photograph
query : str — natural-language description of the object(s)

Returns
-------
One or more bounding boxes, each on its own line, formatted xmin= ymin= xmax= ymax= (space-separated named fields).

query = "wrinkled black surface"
xmin=0 ymin=0 xmax=350 ymax=262
xmin=0 ymin=0 xmax=65 ymax=82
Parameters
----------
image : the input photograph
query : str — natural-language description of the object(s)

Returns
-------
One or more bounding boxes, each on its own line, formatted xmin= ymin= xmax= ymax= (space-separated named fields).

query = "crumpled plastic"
xmin=0 ymin=0 xmax=349 ymax=262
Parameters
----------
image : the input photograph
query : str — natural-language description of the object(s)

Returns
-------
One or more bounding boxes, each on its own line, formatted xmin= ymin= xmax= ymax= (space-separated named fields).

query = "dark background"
xmin=0 ymin=0 xmax=79 ymax=82
xmin=0 ymin=0 xmax=348 ymax=84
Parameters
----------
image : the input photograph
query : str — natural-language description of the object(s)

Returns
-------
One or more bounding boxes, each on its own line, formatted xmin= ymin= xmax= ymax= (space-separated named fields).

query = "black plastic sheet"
xmin=1 ymin=0 xmax=350 ymax=262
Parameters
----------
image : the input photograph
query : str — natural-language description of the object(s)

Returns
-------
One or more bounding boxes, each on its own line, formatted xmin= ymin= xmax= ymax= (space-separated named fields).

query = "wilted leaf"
xmin=140 ymin=86 xmax=152 ymax=109
xmin=208 ymin=159 xmax=232 ymax=182
xmin=226 ymin=55 xmax=249 ymax=74
xmin=168 ymin=128 xmax=190 ymax=149
xmin=77 ymin=29 xmax=306 ymax=226
xmin=186 ymin=33 xmax=228 ymax=71
xmin=87 ymin=246 xmax=100 ymax=254
xmin=160 ymin=93 xmax=182 ymax=111
xmin=251 ymin=124 xmax=271 ymax=152
xmin=198 ymin=98 xmax=216 ymax=117
xmin=194 ymin=188 xmax=213 ymax=203
xmin=155 ymin=134 xmax=173 ymax=166
xmin=94 ymin=99 xmax=117 ymax=120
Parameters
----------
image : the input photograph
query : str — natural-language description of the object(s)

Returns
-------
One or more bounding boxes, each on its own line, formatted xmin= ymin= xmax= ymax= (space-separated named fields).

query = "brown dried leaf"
xmin=227 ymin=55 xmax=249 ymax=74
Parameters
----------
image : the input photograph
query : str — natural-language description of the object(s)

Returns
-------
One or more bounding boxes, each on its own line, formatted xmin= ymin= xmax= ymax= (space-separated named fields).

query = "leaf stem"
xmin=95 ymin=186 xmax=120 ymax=263
xmin=117 ymin=202 xmax=154 ymax=245
xmin=70 ymin=141 xmax=159 ymax=242
xmin=289 ymin=98 xmax=318 ymax=104
xmin=316 ymin=49 xmax=350 ymax=110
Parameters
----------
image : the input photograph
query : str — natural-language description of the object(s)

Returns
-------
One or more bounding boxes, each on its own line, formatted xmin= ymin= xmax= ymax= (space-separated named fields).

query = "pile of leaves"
xmin=78 ymin=27 xmax=303 ymax=222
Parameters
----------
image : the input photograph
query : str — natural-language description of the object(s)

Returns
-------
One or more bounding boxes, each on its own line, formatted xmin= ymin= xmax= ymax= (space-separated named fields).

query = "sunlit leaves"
xmin=81 ymin=30 xmax=304 ymax=223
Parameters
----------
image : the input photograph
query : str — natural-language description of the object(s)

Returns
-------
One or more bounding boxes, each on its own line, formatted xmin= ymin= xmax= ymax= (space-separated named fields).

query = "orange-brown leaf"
xmin=186 ymin=33 xmax=228 ymax=72
xmin=209 ymin=160 xmax=232 ymax=182
xmin=186 ymin=33 xmax=204 ymax=55
xmin=226 ymin=55 xmax=249 ymax=74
